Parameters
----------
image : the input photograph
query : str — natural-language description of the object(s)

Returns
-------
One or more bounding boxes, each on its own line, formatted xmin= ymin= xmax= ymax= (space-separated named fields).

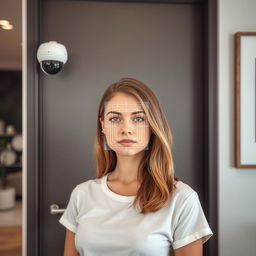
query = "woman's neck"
xmin=109 ymin=152 xmax=144 ymax=184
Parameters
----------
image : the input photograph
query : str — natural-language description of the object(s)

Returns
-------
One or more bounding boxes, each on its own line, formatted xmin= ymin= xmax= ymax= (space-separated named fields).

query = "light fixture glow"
xmin=2 ymin=24 xmax=13 ymax=30
xmin=0 ymin=20 xmax=10 ymax=26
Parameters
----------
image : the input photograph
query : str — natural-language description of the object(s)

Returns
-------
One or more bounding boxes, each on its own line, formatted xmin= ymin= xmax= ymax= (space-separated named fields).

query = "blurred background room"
xmin=0 ymin=0 xmax=22 ymax=255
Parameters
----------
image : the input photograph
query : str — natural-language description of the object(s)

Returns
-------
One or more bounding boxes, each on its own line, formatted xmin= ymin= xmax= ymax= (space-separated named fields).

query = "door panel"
xmin=40 ymin=1 xmax=203 ymax=255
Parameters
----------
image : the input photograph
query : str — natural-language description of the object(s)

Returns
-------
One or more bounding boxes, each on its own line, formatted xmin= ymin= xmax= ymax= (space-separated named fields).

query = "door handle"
xmin=50 ymin=204 xmax=66 ymax=215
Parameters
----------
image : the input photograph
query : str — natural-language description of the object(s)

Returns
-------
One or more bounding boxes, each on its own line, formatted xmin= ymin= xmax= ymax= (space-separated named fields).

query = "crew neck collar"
xmin=101 ymin=173 xmax=136 ymax=203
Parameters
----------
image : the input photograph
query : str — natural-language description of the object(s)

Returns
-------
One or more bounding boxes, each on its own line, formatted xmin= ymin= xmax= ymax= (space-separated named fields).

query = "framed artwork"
xmin=235 ymin=32 xmax=256 ymax=168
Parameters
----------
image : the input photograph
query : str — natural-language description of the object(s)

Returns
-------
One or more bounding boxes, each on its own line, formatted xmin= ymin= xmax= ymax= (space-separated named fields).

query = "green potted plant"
xmin=0 ymin=138 xmax=16 ymax=210
xmin=0 ymin=165 xmax=10 ymax=189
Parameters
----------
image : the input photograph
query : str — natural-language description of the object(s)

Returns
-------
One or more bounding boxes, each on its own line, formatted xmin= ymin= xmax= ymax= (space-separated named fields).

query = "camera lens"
xmin=40 ymin=60 xmax=63 ymax=75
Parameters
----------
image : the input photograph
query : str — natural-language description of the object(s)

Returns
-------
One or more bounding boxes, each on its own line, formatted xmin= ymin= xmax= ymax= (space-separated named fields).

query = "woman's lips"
xmin=118 ymin=139 xmax=136 ymax=146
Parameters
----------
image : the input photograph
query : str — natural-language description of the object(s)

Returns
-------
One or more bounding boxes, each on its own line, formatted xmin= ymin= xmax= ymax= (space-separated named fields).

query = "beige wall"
xmin=218 ymin=0 xmax=256 ymax=255
xmin=0 ymin=0 xmax=22 ymax=70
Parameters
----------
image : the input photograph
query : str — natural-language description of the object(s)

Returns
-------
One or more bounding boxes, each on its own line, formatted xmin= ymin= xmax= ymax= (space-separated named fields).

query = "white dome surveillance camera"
xmin=37 ymin=41 xmax=68 ymax=75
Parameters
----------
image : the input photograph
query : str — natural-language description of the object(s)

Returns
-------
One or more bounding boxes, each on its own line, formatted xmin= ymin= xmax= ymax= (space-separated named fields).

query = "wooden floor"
xmin=0 ymin=226 xmax=22 ymax=256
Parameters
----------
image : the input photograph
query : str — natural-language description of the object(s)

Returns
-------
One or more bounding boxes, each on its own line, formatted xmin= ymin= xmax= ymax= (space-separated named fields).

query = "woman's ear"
xmin=99 ymin=117 xmax=104 ymax=131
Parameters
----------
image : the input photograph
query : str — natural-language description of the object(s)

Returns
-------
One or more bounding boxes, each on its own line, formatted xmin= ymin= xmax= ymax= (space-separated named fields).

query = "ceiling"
xmin=0 ymin=0 xmax=22 ymax=70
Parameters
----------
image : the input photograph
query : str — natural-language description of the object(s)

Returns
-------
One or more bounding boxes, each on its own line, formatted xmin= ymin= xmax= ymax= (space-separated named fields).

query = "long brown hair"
xmin=93 ymin=78 xmax=177 ymax=214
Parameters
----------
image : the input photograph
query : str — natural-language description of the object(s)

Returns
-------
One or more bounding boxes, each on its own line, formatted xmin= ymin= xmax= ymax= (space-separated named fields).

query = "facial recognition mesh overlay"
xmin=102 ymin=101 xmax=150 ymax=151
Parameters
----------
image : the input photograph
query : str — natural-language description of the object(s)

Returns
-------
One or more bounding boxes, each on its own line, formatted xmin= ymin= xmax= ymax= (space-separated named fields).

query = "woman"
xmin=59 ymin=78 xmax=213 ymax=256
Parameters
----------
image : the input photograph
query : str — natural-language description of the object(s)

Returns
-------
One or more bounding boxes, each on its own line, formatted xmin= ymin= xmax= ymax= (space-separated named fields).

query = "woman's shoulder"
xmin=74 ymin=175 xmax=103 ymax=192
xmin=171 ymin=180 xmax=198 ymax=203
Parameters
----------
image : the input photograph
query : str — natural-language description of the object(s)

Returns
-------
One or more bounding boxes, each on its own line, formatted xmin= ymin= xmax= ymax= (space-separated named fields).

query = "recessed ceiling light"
xmin=0 ymin=20 xmax=10 ymax=26
xmin=2 ymin=24 xmax=13 ymax=30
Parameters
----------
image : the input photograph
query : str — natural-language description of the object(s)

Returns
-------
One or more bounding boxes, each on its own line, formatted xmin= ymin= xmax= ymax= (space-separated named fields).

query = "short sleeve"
xmin=172 ymin=192 xmax=213 ymax=250
xmin=59 ymin=185 xmax=79 ymax=233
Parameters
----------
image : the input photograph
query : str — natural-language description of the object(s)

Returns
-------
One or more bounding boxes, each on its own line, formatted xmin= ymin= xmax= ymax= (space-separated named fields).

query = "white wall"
xmin=218 ymin=0 xmax=256 ymax=255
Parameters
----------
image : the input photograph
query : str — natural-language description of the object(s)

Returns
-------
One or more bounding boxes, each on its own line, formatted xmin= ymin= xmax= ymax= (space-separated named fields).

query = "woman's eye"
xmin=109 ymin=117 xmax=120 ymax=122
xmin=134 ymin=116 xmax=145 ymax=122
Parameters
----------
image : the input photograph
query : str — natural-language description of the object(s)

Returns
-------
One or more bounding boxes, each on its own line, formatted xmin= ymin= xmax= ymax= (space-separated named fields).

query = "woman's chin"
xmin=112 ymin=146 xmax=146 ymax=156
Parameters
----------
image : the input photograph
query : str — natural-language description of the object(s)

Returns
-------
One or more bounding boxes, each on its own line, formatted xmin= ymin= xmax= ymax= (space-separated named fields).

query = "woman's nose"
xmin=121 ymin=118 xmax=133 ymax=133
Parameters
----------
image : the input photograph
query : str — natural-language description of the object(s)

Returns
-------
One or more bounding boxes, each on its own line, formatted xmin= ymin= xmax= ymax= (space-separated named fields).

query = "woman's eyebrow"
xmin=106 ymin=110 xmax=145 ymax=116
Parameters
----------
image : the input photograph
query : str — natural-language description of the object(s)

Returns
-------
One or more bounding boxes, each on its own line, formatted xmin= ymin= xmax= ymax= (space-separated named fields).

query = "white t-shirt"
xmin=59 ymin=172 xmax=213 ymax=255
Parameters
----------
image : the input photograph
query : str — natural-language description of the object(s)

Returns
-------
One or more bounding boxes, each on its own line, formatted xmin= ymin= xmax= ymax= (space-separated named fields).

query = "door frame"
xmin=23 ymin=0 xmax=218 ymax=255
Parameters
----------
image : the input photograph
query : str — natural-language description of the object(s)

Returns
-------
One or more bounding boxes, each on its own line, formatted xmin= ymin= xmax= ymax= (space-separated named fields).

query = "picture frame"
xmin=235 ymin=32 xmax=256 ymax=168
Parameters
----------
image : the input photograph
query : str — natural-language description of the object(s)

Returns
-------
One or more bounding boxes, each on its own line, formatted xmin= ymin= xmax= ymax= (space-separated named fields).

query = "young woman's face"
xmin=100 ymin=92 xmax=152 ymax=156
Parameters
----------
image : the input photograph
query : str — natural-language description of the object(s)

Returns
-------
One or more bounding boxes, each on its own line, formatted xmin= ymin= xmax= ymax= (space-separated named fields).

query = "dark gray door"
xmin=39 ymin=1 xmax=205 ymax=255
